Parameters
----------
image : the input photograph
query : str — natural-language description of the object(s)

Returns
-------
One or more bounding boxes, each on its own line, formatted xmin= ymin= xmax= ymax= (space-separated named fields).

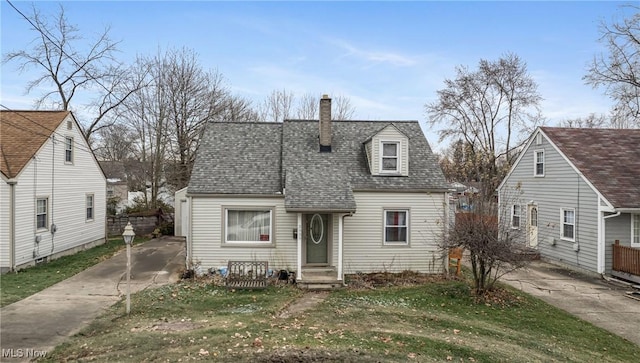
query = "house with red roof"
xmin=498 ymin=127 xmax=640 ymax=282
xmin=0 ymin=110 xmax=106 ymax=272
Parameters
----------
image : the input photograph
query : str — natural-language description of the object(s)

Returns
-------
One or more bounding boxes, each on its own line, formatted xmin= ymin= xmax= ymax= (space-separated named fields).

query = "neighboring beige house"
xmin=184 ymin=96 xmax=449 ymax=287
xmin=0 ymin=110 xmax=106 ymax=272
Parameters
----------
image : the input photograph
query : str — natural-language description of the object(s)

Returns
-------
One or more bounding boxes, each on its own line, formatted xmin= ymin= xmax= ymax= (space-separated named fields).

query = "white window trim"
xmin=632 ymin=214 xmax=640 ymax=247
xmin=86 ymin=194 xmax=95 ymax=222
xmin=511 ymin=204 xmax=521 ymax=229
xmin=379 ymin=141 xmax=401 ymax=174
xmin=533 ymin=149 xmax=545 ymax=177
xmin=36 ymin=197 xmax=49 ymax=231
xmin=383 ymin=209 xmax=409 ymax=245
xmin=561 ymin=208 xmax=576 ymax=242
xmin=65 ymin=136 xmax=74 ymax=164
xmin=222 ymin=207 xmax=275 ymax=246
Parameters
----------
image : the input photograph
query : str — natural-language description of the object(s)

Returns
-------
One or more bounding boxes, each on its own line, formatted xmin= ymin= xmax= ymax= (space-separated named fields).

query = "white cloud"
xmin=327 ymin=38 xmax=418 ymax=67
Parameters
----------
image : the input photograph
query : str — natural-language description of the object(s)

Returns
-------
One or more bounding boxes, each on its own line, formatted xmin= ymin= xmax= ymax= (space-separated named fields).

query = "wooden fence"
xmin=612 ymin=240 xmax=640 ymax=277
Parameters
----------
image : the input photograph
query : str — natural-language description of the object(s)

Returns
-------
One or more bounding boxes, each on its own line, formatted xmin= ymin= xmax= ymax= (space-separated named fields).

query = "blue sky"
xmin=1 ymin=1 xmax=636 ymax=150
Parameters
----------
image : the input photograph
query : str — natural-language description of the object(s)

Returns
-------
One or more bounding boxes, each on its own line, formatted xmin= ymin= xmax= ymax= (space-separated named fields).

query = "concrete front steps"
xmin=298 ymin=267 xmax=343 ymax=290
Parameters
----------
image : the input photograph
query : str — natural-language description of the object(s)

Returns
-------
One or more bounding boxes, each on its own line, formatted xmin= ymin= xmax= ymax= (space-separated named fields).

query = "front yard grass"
xmin=42 ymin=278 xmax=640 ymax=362
xmin=0 ymin=237 xmax=148 ymax=307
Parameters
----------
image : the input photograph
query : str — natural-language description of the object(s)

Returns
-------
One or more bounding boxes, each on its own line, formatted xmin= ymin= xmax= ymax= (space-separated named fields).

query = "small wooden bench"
xmin=225 ymin=260 xmax=269 ymax=289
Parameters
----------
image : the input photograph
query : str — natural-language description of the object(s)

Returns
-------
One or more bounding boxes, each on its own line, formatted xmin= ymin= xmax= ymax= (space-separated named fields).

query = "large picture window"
xmin=384 ymin=210 xmax=408 ymax=245
xmin=225 ymin=209 xmax=272 ymax=244
xmin=36 ymin=198 xmax=48 ymax=230
xmin=561 ymin=208 xmax=575 ymax=241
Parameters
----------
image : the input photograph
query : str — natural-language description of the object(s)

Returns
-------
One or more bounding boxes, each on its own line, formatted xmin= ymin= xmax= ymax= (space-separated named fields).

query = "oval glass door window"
xmin=310 ymin=214 xmax=324 ymax=244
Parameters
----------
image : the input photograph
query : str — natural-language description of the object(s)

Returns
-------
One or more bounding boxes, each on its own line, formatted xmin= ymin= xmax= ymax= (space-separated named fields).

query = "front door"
xmin=305 ymin=213 xmax=329 ymax=265
xmin=528 ymin=205 xmax=538 ymax=248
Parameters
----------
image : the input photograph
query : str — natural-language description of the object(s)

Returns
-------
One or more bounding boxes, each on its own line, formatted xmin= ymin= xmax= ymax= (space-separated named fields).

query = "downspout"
xmin=7 ymin=179 xmax=17 ymax=271
xmin=50 ymin=135 xmax=56 ymax=254
xmin=444 ymin=191 xmax=450 ymax=272
xmin=601 ymin=211 xmax=621 ymax=275
xmin=297 ymin=213 xmax=302 ymax=280
xmin=338 ymin=212 xmax=353 ymax=284
xmin=186 ymin=195 xmax=192 ymax=269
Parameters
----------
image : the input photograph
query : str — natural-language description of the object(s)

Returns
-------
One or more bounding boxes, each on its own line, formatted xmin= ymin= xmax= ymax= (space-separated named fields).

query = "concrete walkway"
xmin=0 ymin=236 xmax=185 ymax=361
xmin=502 ymin=261 xmax=640 ymax=346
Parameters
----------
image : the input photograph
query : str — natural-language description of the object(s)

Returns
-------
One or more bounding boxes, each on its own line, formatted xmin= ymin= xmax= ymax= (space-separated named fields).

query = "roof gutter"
xmin=612 ymin=208 xmax=640 ymax=213
xmin=352 ymin=188 xmax=451 ymax=193
xmin=285 ymin=207 xmax=357 ymax=213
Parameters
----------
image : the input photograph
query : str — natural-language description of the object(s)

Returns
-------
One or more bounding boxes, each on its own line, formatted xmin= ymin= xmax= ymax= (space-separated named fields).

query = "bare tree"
xmin=426 ymin=53 xmax=543 ymax=198
xmin=258 ymin=89 xmax=294 ymax=122
xmin=161 ymin=48 xmax=233 ymax=190
xmin=560 ymin=113 xmax=609 ymax=128
xmin=2 ymin=3 xmax=142 ymax=141
xmin=94 ymin=123 xmax=136 ymax=161
xmin=121 ymin=55 xmax=167 ymax=209
xmin=296 ymin=93 xmax=319 ymax=119
xmin=442 ymin=189 xmax=530 ymax=296
xmin=584 ymin=6 xmax=640 ymax=126
xmin=213 ymin=95 xmax=259 ymax=122
xmin=332 ymin=94 xmax=356 ymax=120
xmin=123 ymin=48 xmax=249 ymax=205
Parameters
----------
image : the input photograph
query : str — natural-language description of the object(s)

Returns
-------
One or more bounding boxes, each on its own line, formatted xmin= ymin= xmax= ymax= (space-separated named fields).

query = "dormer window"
xmin=365 ymin=124 xmax=409 ymax=176
xmin=381 ymin=142 xmax=399 ymax=173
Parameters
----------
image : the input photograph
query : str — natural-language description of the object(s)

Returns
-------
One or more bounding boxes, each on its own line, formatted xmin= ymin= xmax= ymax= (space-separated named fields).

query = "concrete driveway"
xmin=502 ymin=260 xmax=640 ymax=346
xmin=0 ymin=236 xmax=185 ymax=361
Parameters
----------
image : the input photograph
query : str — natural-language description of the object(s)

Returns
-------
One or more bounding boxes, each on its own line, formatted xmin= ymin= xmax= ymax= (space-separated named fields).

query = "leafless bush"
xmin=442 ymin=190 xmax=530 ymax=296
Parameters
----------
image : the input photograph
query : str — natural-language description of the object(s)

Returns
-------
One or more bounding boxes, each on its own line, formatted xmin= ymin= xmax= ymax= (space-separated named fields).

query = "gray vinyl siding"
xmin=604 ymin=213 xmax=632 ymax=274
xmin=500 ymin=132 xmax=600 ymax=273
xmin=190 ymin=196 xmax=298 ymax=271
xmin=342 ymin=191 xmax=445 ymax=274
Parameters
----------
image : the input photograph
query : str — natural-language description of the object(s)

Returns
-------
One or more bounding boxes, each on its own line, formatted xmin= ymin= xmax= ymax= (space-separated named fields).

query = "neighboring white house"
xmin=184 ymin=96 xmax=450 ymax=287
xmin=0 ymin=110 xmax=106 ymax=272
xmin=498 ymin=127 xmax=640 ymax=282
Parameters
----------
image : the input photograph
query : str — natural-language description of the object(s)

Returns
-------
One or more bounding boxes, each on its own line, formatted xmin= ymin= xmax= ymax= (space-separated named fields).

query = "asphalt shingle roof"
xmin=0 ymin=110 xmax=69 ymax=179
xmin=541 ymin=127 xmax=640 ymax=209
xmin=188 ymin=122 xmax=283 ymax=194
xmin=188 ymin=119 xmax=449 ymax=211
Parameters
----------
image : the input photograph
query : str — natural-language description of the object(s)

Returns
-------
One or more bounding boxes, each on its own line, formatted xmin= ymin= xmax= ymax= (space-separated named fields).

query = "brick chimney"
xmin=319 ymin=94 xmax=331 ymax=152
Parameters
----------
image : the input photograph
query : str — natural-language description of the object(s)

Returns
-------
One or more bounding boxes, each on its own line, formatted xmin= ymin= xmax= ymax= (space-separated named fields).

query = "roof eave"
xmin=285 ymin=207 xmax=357 ymax=213
xmin=186 ymin=192 xmax=284 ymax=198
xmin=613 ymin=207 xmax=640 ymax=213
xmin=352 ymin=188 xmax=450 ymax=193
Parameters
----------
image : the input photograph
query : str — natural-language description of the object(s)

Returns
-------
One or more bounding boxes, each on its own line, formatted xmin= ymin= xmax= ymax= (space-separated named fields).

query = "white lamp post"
xmin=122 ymin=222 xmax=136 ymax=315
